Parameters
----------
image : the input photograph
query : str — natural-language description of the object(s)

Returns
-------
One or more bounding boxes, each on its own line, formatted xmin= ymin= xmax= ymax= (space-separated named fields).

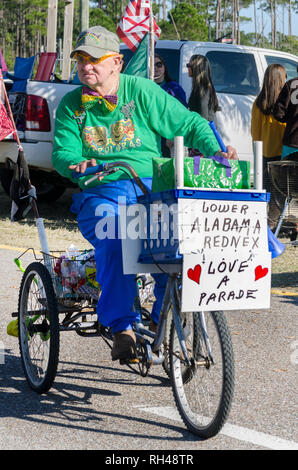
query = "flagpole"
xmin=147 ymin=32 xmax=150 ymax=79
xmin=149 ymin=0 xmax=154 ymax=81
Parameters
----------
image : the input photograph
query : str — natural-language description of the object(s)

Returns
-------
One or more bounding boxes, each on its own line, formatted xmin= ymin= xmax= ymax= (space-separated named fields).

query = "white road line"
xmin=135 ymin=406 xmax=298 ymax=450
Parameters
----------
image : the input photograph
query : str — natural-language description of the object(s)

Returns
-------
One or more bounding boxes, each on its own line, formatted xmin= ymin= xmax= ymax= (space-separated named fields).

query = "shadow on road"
xmin=272 ymin=272 xmax=298 ymax=289
xmin=0 ymin=350 xmax=197 ymax=442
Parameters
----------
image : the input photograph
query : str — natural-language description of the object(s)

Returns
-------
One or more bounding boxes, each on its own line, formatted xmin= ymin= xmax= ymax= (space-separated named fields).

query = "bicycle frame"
xmin=138 ymin=273 xmax=192 ymax=368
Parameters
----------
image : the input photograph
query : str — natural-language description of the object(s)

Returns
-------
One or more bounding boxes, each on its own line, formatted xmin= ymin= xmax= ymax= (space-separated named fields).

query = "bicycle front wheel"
xmin=18 ymin=262 xmax=60 ymax=394
xmin=170 ymin=310 xmax=234 ymax=439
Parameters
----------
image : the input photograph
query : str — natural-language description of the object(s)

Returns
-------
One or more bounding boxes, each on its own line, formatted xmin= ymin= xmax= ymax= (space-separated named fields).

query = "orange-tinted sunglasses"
xmin=74 ymin=52 xmax=123 ymax=65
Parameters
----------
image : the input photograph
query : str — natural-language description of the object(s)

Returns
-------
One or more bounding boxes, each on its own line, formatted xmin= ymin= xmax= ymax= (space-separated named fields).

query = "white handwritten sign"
xmin=178 ymin=199 xmax=268 ymax=254
xmin=182 ymin=251 xmax=271 ymax=311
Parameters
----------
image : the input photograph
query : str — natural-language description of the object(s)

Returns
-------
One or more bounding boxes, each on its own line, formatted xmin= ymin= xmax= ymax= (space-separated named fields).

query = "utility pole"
xmin=80 ymin=0 xmax=89 ymax=32
xmin=47 ymin=0 xmax=58 ymax=52
xmin=61 ymin=0 xmax=74 ymax=80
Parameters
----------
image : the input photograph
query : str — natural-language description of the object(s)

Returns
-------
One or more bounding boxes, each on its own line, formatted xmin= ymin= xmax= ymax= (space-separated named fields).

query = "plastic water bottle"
xmin=66 ymin=244 xmax=80 ymax=260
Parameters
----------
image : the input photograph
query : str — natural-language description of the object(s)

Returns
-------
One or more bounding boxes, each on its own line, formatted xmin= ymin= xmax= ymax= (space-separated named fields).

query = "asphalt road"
xmin=0 ymin=246 xmax=297 ymax=452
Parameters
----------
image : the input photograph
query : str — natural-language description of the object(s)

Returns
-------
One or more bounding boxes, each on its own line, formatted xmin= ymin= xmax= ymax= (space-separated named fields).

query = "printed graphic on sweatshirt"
xmin=83 ymin=118 xmax=141 ymax=154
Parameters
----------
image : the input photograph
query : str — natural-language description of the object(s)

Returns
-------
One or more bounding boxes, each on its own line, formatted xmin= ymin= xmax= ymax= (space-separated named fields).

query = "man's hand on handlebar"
xmin=215 ymin=145 xmax=238 ymax=160
xmin=69 ymin=159 xmax=104 ymax=182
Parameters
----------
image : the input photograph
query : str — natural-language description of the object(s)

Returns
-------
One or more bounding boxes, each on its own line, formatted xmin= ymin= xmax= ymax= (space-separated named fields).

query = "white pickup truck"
xmin=1 ymin=40 xmax=297 ymax=202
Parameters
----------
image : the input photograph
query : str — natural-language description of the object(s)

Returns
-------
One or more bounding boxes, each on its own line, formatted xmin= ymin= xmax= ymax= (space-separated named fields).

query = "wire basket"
xmin=268 ymin=160 xmax=298 ymax=200
xmin=18 ymin=248 xmax=156 ymax=308
xmin=267 ymin=160 xmax=298 ymax=225
xmin=45 ymin=250 xmax=100 ymax=304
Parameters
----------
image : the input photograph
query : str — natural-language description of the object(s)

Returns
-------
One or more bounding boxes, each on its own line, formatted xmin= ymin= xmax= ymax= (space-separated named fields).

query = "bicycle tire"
xmin=170 ymin=309 xmax=234 ymax=439
xmin=161 ymin=307 xmax=172 ymax=378
xmin=18 ymin=262 xmax=60 ymax=394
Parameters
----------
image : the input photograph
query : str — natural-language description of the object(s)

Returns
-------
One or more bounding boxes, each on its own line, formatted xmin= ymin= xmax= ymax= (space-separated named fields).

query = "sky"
xmin=160 ymin=1 xmax=298 ymax=41
xmin=240 ymin=4 xmax=298 ymax=38
xmin=90 ymin=1 xmax=298 ymax=43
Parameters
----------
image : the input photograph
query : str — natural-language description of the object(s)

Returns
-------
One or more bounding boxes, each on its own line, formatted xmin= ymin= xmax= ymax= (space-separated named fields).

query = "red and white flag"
xmin=117 ymin=0 xmax=161 ymax=52
xmin=0 ymin=69 xmax=14 ymax=141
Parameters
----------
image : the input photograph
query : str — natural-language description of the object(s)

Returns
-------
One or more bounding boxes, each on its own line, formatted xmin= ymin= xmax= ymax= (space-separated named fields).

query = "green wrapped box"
xmin=152 ymin=156 xmax=250 ymax=192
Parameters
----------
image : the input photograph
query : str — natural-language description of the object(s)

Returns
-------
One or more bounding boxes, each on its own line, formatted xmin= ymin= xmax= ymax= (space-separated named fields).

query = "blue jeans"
xmin=70 ymin=178 xmax=168 ymax=334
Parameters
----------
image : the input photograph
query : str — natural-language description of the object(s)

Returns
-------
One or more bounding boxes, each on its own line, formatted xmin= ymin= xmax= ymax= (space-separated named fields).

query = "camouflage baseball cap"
xmin=70 ymin=26 xmax=120 ymax=59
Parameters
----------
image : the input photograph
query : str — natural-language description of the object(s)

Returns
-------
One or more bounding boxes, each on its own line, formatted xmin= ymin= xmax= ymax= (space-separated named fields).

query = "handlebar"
xmin=209 ymin=121 xmax=227 ymax=153
xmin=72 ymin=161 xmax=150 ymax=195
xmin=72 ymin=163 xmax=106 ymax=178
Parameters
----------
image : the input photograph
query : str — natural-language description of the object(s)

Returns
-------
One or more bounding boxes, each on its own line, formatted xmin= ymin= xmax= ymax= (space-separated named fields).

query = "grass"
xmin=0 ymin=187 xmax=92 ymax=251
xmin=0 ymin=187 xmax=297 ymax=290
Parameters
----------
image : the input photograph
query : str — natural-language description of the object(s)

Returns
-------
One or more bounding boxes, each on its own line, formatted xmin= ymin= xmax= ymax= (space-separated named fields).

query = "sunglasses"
xmin=186 ymin=63 xmax=192 ymax=69
xmin=154 ymin=61 xmax=164 ymax=68
xmin=74 ymin=52 xmax=122 ymax=65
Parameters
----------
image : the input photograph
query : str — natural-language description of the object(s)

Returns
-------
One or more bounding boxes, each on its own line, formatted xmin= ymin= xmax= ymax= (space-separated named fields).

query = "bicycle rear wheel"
xmin=170 ymin=310 xmax=234 ymax=439
xmin=18 ymin=262 xmax=60 ymax=394
xmin=161 ymin=306 xmax=172 ymax=378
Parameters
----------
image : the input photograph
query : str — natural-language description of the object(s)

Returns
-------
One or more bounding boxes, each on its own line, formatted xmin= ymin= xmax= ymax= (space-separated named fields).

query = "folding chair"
xmin=72 ymin=71 xmax=82 ymax=84
xmin=5 ymin=55 xmax=36 ymax=130
xmin=35 ymin=52 xmax=58 ymax=81
xmin=6 ymin=56 xmax=36 ymax=93
xmin=67 ymin=62 xmax=81 ymax=84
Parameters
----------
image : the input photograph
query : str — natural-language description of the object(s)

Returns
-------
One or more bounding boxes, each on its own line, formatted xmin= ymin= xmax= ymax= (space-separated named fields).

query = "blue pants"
xmin=71 ymin=178 xmax=168 ymax=333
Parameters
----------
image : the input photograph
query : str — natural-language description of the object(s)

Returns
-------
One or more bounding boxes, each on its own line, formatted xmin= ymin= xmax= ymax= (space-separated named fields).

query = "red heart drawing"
xmin=187 ymin=264 xmax=202 ymax=285
xmin=255 ymin=265 xmax=268 ymax=281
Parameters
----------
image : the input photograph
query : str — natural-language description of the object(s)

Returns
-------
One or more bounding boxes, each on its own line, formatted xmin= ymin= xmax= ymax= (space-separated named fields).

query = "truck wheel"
xmin=31 ymin=181 xmax=66 ymax=203
xmin=0 ymin=168 xmax=13 ymax=195
xmin=0 ymin=168 xmax=65 ymax=203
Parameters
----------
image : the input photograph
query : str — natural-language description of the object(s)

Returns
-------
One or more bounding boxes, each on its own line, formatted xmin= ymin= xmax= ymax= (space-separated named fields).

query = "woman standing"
xmin=273 ymin=69 xmax=298 ymax=161
xmin=154 ymin=54 xmax=187 ymax=157
xmin=154 ymin=54 xmax=187 ymax=107
xmin=251 ymin=63 xmax=287 ymax=229
xmin=187 ymin=54 xmax=220 ymax=123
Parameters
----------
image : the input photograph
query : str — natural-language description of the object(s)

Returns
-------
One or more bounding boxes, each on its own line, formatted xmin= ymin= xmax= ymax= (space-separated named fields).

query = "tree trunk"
xmin=215 ymin=0 xmax=221 ymax=39
xmin=236 ymin=0 xmax=240 ymax=44
xmin=231 ymin=0 xmax=235 ymax=43
xmin=254 ymin=0 xmax=257 ymax=44
xmin=273 ymin=0 xmax=277 ymax=47
xmin=223 ymin=0 xmax=227 ymax=31
xmin=270 ymin=0 xmax=277 ymax=48
xmin=0 ymin=4 xmax=4 ymax=60
xmin=288 ymin=0 xmax=292 ymax=36
xmin=20 ymin=0 xmax=26 ymax=57
xmin=163 ymin=0 xmax=167 ymax=21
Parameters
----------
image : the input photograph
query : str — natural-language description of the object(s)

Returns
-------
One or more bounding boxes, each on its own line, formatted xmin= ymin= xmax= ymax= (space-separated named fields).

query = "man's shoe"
xmin=111 ymin=329 xmax=138 ymax=363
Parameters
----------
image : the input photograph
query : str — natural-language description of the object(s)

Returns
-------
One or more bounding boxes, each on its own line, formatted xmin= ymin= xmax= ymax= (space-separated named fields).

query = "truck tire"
xmin=0 ymin=168 xmax=66 ymax=203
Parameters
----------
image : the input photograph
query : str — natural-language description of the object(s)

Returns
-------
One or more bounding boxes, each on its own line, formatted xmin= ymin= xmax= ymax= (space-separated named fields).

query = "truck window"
xmin=265 ymin=55 xmax=298 ymax=80
xmin=206 ymin=51 xmax=260 ymax=96
xmin=122 ymin=47 xmax=180 ymax=83
xmin=155 ymin=48 xmax=180 ymax=83
xmin=121 ymin=49 xmax=133 ymax=70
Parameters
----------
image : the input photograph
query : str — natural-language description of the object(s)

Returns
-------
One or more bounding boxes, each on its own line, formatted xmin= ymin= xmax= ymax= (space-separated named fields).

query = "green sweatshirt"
xmin=52 ymin=74 xmax=221 ymax=189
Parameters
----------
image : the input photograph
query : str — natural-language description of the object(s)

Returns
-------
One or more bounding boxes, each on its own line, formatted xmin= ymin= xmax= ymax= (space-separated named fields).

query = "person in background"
xmin=187 ymin=54 xmax=220 ymax=123
xmin=154 ymin=54 xmax=187 ymax=157
xmin=273 ymin=69 xmax=298 ymax=162
xmin=273 ymin=69 xmax=298 ymax=237
xmin=154 ymin=54 xmax=187 ymax=107
xmin=251 ymin=63 xmax=287 ymax=230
